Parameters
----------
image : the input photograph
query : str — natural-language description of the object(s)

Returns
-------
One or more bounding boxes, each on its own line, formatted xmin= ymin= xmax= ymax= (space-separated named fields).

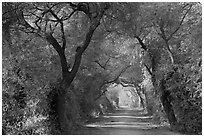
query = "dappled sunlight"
xmin=85 ymin=122 xmax=160 ymax=129
xmin=2 ymin=2 xmax=201 ymax=135
xmin=103 ymin=115 xmax=153 ymax=119
xmin=103 ymin=121 xmax=152 ymax=125
xmin=117 ymin=106 xmax=144 ymax=110
xmin=85 ymin=108 xmax=159 ymax=130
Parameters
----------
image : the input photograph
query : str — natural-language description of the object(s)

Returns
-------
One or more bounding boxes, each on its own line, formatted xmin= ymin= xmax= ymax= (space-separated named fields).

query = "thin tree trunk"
xmin=164 ymin=40 xmax=174 ymax=64
xmin=135 ymin=88 xmax=145 ymax=109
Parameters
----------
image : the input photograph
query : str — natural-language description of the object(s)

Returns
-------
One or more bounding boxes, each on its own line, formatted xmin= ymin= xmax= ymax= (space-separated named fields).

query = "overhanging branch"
xmin=64 ymin=3 xmax=109 ymax=87
xmin=167 ymin=4 xmax=192 ymax=41
xmin=94 ymin=65 xmax=131 ymax=101
xmin=49 ymin=9 xmax=66 ymax=50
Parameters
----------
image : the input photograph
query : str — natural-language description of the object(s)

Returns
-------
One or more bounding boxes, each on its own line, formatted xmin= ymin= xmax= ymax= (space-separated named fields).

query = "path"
xmin=76 ymin=107 xmax=182 ymax=135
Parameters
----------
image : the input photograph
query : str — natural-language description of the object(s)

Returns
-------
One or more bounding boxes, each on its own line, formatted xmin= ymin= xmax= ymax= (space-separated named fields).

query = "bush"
xmin=164 ymin=66 xmax=202 ymax=134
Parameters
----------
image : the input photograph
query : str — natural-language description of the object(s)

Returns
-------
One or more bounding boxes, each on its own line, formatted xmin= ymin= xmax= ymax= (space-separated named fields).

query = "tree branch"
xmin=62 ymin=9 xmax=77 ymax=21
xmin=135 ymin=36 xmax=147 ymax=51
xmin=165 ymin=40 xmax=174 ymax=64
xmin=19 ymin=10 xmax=38 ymax=31
xmin=94 ymin=58 xmax=110 ymax=70
xmin=120 ymin=81 xmax=135 ymax=87
xmin=45 ymin=33 xmax=62 ymax=53
xmin=49 ymin=9 xmax=66 ymax=50
xmin=157 ymin=20 xmax=175 ymax=64
xmin=69 ymin=25 xmax=97 ymax=80
xmin=167 ymin=4 xmax=192 ymax=41
xmin=95 ymin=60 xmax=106 ymax=70
xmin=110 ymin=65 xmax=132 ymax=84
xmin=157 ymin=5 xmax=192 ymax=64
xmin=63 ymin=3 xmax=109 ymax=88
xmin=45 ymin=33 xmax=69 ymax=78
xmin=94 ymin=65 xmax=131 ymax=101
xmin=143 ymin=63 xmax=152 ymax=76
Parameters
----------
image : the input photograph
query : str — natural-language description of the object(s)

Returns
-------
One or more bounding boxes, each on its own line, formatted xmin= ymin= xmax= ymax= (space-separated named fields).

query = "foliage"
xmin=2 ymin=2 xmax=202 ymax=135
xmin=2 ymin=12 xmax=60 ymax=134
xmin=2 ymin=50 xmax=49 ymax=135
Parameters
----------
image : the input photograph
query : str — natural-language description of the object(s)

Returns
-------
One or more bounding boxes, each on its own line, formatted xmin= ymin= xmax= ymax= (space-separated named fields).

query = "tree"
xmin=102 ymin=2 xmax=201 ymax=131
xmin=2 ymin=2 xmax=201 ymax=135
xmin=136 ymin=2 xmax=202 ymax=132
xmin=3 ymin=2 xmax=110 ymax=134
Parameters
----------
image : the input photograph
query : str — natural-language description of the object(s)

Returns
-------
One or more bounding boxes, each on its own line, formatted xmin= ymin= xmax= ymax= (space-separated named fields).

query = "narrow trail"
xmin=76 ymin=107 xmax=182 ymax=135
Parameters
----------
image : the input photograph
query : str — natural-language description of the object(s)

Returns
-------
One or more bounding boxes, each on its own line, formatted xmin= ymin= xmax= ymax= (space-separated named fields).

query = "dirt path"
xmin=76 ymin=108 xmax=182 ymax=135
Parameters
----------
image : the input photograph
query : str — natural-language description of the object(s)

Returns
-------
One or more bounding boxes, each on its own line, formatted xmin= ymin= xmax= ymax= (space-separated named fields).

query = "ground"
xmin=74 ymin=107 xmax=182 ymax=135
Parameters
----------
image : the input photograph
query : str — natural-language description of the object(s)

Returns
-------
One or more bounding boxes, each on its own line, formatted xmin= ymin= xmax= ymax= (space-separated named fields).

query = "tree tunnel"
xmin=105 ymin=83 xmax=143 ymax=109
xmin=93 ymin=77 xmax=148 ymax=118
xmin=2 ymin=2 xmax=201 ymax=135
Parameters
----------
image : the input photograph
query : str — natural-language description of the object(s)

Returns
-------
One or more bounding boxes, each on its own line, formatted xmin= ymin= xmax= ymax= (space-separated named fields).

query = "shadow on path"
xmin=75 ymin=108 xmax=182 ymax=135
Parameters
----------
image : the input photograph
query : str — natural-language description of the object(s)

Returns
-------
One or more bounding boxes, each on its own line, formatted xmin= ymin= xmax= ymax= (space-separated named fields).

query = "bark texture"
xmin=136 ymin=35 xmax=178 ymax=127
xmin=49 ymin=4 xmax=109 ymax=134
xmin=160 ymin=79 xmax=177 ymax=127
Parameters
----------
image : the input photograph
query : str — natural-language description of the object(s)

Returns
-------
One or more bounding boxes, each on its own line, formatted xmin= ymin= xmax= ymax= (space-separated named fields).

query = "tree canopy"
xmin=2 ymin=2 xmax=202 ymax=135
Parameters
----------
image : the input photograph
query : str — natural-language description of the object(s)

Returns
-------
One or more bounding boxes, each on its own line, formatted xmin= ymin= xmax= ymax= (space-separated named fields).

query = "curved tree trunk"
xmin=46 ymin=4 xmax=108 ymax=134
xmin=160 ymin=79 xmax=177 ymax=127
xmin=136 ymin=35 xmax=177 ymax=127
xmin=134 ymin=88 xmax=145 ymax=109
xmin=13 ymin=2 xmax=109 ymax=134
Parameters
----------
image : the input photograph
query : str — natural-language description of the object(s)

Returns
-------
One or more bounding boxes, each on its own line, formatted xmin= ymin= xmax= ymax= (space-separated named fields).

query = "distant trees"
xmin=101 ymin=2 xmax=202 ymax=134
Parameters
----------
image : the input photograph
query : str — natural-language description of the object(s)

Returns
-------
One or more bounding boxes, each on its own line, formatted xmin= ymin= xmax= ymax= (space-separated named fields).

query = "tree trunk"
xmin=57 ymin=91 xmax=70 ymax=134
xmin=19 ymin=3 xmax=109 ymax=134
xmin=144 ymin=91 xmax=154 ymax=115
xmin=160 ymin=79 xmax=177 ymax=127
xmin=136 ymin=34 xmax=177 ymax=127
xmin=135 ymin=89 xmax=145 ymax=109
xmin=45 ymin=4 xmax=108 ymax=134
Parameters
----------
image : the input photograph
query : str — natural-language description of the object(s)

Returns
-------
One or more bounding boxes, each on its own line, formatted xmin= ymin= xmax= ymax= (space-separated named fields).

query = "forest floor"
xmin=75 ymin=107 xmax=182 ymax=135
